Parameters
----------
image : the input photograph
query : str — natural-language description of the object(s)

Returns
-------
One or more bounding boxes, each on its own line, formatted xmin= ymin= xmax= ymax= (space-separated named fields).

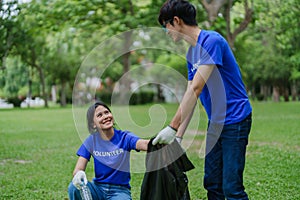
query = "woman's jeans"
xmin=204 ymin=114 xmax=252 ymax=200
xmin=68 ymin=181 xmax=132 ymax=200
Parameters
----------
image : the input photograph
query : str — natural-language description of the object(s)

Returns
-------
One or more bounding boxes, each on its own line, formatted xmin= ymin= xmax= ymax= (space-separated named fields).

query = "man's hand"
xmin=175 ymin=136 xmax=182 ymax=144
xmin=152 ymin=126 xmax=177 ymax=145
xmin=72 ymin=170 xmax=88 ymax=189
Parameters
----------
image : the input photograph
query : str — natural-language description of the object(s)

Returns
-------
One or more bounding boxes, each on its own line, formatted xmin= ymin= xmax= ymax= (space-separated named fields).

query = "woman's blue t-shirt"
xmin=186 ymin=30 xmax=252 ymax=124
xmin=77 ymin=129 xmax=140 ymax=188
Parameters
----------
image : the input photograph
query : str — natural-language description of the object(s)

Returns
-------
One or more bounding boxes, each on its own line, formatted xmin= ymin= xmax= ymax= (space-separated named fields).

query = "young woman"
xmin=68 ymin=101 xmax=149 ymax=200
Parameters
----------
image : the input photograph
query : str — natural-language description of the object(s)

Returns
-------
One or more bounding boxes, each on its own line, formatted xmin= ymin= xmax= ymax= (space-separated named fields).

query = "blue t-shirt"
xmin=77 ymin=129 xmax=140 ymax=188
xmin=187 ymin=30 xmax=252 ymax=124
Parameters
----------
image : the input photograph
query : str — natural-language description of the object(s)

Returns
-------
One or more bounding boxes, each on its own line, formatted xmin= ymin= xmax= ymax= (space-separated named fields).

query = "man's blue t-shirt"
xmin=186 ymin=30 xmax=252 ymax=124
xmin=77 ymin=129 xmax=140 ymax=189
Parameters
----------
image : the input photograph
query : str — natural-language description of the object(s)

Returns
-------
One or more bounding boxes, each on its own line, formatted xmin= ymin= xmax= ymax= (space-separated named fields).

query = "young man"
xmin=153 ymin=0 xmax=252 ymax=199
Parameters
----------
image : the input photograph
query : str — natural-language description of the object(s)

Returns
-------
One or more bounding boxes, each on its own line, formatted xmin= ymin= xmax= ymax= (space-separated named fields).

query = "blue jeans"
xmin=204 ymin=114 xmax=252 ymax=200
xmin=68 ymin=181 xmax=132 ymax=200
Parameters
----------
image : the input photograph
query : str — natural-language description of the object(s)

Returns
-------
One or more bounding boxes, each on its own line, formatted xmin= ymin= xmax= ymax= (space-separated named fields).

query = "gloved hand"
xmin=72 ymin=170 xmax=88 ymax=189
xmin=152 ymin=125 xmax=177 ymax=145
xmin=175 ymin=136 xmax=182 ymax=144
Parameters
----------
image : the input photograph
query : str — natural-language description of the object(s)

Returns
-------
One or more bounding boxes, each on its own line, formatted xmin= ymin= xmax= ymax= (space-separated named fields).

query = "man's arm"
xmin=153 ymin=65 xmax=215 ymax=145
xmin=175 ymin=81 xmax=195 ymax=140
xmin=170 ymin=64 xmax=214 ymax=130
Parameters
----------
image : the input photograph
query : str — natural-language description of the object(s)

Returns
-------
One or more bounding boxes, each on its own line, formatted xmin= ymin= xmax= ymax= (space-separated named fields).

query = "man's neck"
xmin=182 ymin=26 xmax=201 ymax=46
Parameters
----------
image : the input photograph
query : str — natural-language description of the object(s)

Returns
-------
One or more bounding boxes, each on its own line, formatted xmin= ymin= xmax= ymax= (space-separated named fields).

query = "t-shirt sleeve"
xmin=124 ymin=131 xmax=140 ymax=151
xmin=76 ymin=136 xmax=92 ymax=161
xmin=187 ymin=50 xmax=194 ymax=81
xmin=186 ymin=32 xmax=224 ymax=81
xmin=200 ymin=34 xmax=224 ymax=66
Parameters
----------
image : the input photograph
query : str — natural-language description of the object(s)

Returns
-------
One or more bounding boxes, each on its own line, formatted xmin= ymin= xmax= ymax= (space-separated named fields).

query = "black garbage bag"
xmin=140 ymin=138 xmax=195 ymax=200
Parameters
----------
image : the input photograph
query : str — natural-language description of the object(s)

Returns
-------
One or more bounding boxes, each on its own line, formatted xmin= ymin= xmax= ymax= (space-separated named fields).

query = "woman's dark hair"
xmin=158 ymin=0 xmax=198 ymax=26
xmin=86 ymin=101 xmax=111 ymax=133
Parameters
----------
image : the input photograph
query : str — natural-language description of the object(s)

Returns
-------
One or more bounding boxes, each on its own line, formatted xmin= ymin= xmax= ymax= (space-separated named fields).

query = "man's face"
xmin=163 ymin=19 xmax=183 ymax=42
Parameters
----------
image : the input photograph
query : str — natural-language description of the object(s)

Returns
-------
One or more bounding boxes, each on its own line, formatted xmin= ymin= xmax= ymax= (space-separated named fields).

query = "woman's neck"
xmin=100 ymin=128 xmax=114 ymax=140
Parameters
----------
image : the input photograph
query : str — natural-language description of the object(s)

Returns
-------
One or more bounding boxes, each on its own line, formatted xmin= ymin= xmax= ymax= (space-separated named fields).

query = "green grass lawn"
xmin=0 ymin=102 xmax=299 ymax=199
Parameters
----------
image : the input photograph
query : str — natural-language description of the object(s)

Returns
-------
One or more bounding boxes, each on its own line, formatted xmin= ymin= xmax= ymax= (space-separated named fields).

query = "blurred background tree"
xmin=0 ymin=0 xmax=299 ymax=107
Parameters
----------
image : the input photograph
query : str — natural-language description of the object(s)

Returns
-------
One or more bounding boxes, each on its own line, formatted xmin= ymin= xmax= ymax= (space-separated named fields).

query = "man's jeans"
xmin=68 ymin=181 xmax=132 ymax=200
xmin=204 ymin=114 xmax=252 ymax=200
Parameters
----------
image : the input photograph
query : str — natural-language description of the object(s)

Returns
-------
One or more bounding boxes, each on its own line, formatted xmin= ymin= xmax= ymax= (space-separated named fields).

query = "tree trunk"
xmin=156 ymin=84 xmax=165 ymax=102
xmin=1 ymin=56 xmax=7 ymax=70
xmin=36 ymin=65 xmax=48 ymax=107
xmin=60 ymin=82 xmax=67 ymax=107
xmin=201 ymin=0 xmax=227 ymax=26
xmin=51 ymin=85 xmax=57 ymax=103
xmin=202 ymin=0 xmax=253 ymax=49
xmin=283 ymin=87 xmax=289 ymax=102
xmin=1 ymin=25 xmax=13 ymax=70
xmin=260 ymin=85 xmax=270 ymax=101
xmin=119 ymin=31 xmax=133 ymax=104
xmin=27 ymin=79 xmax=32 ymax=108
xmin=272 ymin=86 xmax=280 ymax=102
xmin=291 ymin=81 xmax=298 ymax=101
xmin=117 ymin=1 xmax=135 ymax=105
xmin=224 ymin=0 xmax=254 ymax=49
xmin=250 ymin=84 xmax=256 ymax=100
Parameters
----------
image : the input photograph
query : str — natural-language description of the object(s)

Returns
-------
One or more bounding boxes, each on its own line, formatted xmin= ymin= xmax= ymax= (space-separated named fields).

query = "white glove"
xmin=175 ymin=136 xmax=182 ymax=144
xmin=152 ymin=126 xmax=177 ymax=145
xmin=72 ymin=170 xmax=88 ymax=189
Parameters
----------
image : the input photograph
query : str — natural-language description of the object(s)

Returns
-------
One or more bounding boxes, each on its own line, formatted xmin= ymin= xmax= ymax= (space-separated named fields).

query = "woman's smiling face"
xmin=93 ymin=105 xmax=114 ymax=130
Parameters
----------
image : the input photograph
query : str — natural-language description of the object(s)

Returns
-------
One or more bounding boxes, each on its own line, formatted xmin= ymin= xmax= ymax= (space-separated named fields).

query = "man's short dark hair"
xmin=158 ymin=0 xmax=198 ymax=26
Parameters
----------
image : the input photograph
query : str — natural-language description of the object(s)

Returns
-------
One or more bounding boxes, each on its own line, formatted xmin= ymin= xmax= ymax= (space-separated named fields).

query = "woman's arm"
xmin=72 ymin=156 xmax=89 ymax=176
xmin=136 ymin=139 xmax=149 ymax=151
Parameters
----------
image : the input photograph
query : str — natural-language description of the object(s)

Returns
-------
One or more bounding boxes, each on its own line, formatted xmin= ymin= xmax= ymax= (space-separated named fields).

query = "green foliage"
xmin=96 ymin=90 xmax=155 ymax=105
xmin=233 ymin=0 xmax=300 ymax=99
xmin=1 ymin=57 xmax=28 ymax=98
xmin=17 ymin=86 xmax=29 ymax=98
xmin=153 ymin=52 xmax=187 ymax=79
xmin=290 ymin=52 xmax=300 ymax=82
xmin=1 ymin=0 xmax=299 ymax=103
xmin=274 ymin=0 xmax=300 ymax=55
xmin=102 ymin=61 xmax=124 ymax=82
xmin=95 ymin=90 xmax=113 ymax=105
xmin=129 ymin=90 xmax=155 ymax=105
xmin=0 ymin=0 xmax=19 ymax=69
xmin=210 ymin=15 xmax=227 ymax=36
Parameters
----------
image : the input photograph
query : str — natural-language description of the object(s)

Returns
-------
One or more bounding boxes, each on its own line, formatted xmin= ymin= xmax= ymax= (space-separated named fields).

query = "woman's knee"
xmin=68 ymin=182 xmax=77 ymax=191
xmin=68 ymin=182 xmax=81 ymax=199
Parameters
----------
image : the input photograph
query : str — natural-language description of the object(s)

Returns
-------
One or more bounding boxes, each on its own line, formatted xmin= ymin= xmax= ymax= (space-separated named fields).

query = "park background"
xmin=0 ymin=0 xmax=299 ymax=199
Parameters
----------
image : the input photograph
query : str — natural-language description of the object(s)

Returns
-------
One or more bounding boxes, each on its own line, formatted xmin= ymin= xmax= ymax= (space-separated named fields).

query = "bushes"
xmin=7 ymin=97 xmax=24 ymax=107
xmin=129 ymin=91 xmax=155 ymax=105
xmin=96 ymin=91 xmax=113 ymax=104
xmin=96 ymin=91 xmax=155 ymax=105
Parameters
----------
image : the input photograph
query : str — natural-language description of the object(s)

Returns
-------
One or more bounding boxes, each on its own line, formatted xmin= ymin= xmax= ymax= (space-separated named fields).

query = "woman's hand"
xmin=72 ymin=170 xmax=88 ymax=189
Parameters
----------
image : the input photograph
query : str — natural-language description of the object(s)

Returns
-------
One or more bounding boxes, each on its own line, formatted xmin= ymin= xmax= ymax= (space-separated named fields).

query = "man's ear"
xmin=173 ymin=16 xmax=181 ymax=26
